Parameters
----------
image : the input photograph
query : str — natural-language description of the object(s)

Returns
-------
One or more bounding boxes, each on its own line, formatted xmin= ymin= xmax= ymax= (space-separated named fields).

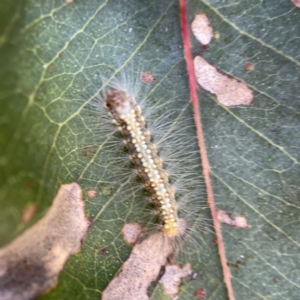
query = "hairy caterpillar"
xmin=104 ymin=88 xmax=184 ymax=238
xmin=90 ymin=67 xmax=209 ymax=255
xmin=84 ymin=65 xmax=215 ymax=299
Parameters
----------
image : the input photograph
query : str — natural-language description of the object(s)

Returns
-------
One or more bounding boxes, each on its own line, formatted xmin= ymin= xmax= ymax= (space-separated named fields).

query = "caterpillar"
xmin=104 ymin=87 xmax=185 ymax=238
xmin=90 ymin=67 xmax=209 ymax=255
xmin=88 ymin=66 xmax=213 ymax=299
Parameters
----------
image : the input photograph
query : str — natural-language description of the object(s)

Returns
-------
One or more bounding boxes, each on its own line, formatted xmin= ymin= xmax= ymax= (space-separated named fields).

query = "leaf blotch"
xmin=82 ymin=146 xmax=97 ymax=157
xmin=245 ymin=62 xmax=254 ymax=71
xmin=102 ymin=233 xmax=173 ymax=300
xmin=194 ymin=287 xmax=206 ymax=299
xmin=194 ymin=56 xmax=254 ymax=106
xmin=121 ymin=223 xmax=143 ymax=245
xmin=21 ymin=203 xmax=37 ymax=224
xmin=141 ymin=72 xmax=156 ymax=83
xmin=87 ymin=188 xmax=97 ymax=198
xmin=217 ymin=210 xmax=248 ymax=228
xmin=291 ymin=0 xmax=300 ymax=8
xmin=159 ymin=264 xmax=193 ymax=298
xmin=191 ymin=14 xmax=213 ymax=45
xmin=0 ymin=183 xmax=89 ymax=300
xmin=100 ymin=248 xmax=109 ymax=255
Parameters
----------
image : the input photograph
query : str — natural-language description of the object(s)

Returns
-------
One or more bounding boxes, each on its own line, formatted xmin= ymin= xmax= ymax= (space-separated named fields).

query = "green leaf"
xmin=189 ymin=0 xmax=300 ymax=299
xmin=1 ymin=0 xmax=300 ymax=299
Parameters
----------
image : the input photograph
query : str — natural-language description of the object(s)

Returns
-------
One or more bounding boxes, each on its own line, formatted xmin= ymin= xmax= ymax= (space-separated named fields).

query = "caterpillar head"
xmin=105 ymin=89 xmax=135 ymax=119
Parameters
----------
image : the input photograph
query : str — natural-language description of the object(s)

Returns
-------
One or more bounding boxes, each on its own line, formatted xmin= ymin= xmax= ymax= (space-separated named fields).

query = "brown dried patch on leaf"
xmin=121 ymin=223 xmax=143 ymax=245
xmin=291 ymin=0 xmax=300 ymax=8
xmin=100 ymin=248 xmax=109 ymax=255
xmin=102 ymin=233 xmax=173 ymax=300
xmin=0 ymin=183 xmax=89 ymax=300
xmin=245 ymin=61 xmax=254 ymax=71
xmin=82 ymin=146 xmax=97 ymax=157
xmin=87 ymin=188 xmax=97 ymax=198
xmin=21 ymin=203 xmax=37 ymax=223
xmin=194 ymin=287 xmax=206 ymax=299
xmin=217 ymin=210 xmax=248 ymax=228
xmin=159 ymin=264 xmax=192 ymax=298
xmin=101 ymin=185 xmax=112 ymax=195
xmin=141 ymin=72 xmax=156 ymax=83
xmin=191 ymin=14 xmax=213 ymax=45
xmin=194 ymin=56 xmax=254 ymax=106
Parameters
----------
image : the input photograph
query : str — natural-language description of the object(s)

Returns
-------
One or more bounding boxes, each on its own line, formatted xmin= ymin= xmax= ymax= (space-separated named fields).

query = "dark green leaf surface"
xmin=0 ymin=0 xmax=299 ymax=299
xmin=189 ymin=0 xmax=300 ymax=299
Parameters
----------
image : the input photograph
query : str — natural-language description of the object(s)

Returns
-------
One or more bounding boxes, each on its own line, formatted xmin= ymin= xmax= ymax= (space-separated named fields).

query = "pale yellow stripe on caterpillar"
xmin=104 ymin=88 xmax=182 ymax=237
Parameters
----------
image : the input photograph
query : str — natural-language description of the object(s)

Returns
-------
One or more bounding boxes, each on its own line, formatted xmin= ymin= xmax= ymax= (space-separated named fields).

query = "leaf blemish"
xmin=121 ymin=223 xmax=143 ymax=245
xmin=141 ymin=71 xmax=156 ymax=83
xmin=159 ymin=264 xmax=193 ymax=298
xmin=21 ymin=203 xmax=37 ymax=223
xmin=194 ymin=287 xmax=206 ymax=299
xmin=191 ymin=14 xmax=213 ymax=45
xmin=193 ymin=56 xmax=254 ymax=106
xmin=227 ymin=260 xmax=245 ymax=269
xmin=291 ymin=0 xmax=300 ymax=8
xmin=100 ymin=248 xmax=109 ymax=255
xmin=245 ymin=61 xmax=254 ymax=71
xmin=217 ymin=210 xmax=248 ymax=228
xmin=0 ymin=183 xmax=89 ymax=300
xmin=102 ymin=233 xmax=173 ymax=300
xmin=101 ymin=185 xmax=111 ymax=195
xmin=82 ymin=146 xmax=97 ymax=157
xmin=86 ymin=188 xmax=97 ymax=198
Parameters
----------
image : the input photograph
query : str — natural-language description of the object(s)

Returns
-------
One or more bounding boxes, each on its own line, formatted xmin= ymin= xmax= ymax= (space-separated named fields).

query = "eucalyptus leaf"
xmin=0 ymin=0 xmax=299 ymax=299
